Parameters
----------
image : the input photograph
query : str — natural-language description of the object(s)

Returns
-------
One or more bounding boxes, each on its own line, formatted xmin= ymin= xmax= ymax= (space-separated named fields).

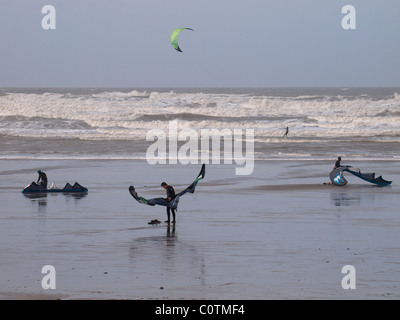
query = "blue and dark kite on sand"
xmin=129 ymin=164 xmax=205 ymax=210
xmin=330 ymin=165 xmax=392 ymax=186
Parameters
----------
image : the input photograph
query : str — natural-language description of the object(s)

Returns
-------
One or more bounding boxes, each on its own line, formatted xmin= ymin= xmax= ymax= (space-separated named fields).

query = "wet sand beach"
xmin=0 ymin=159 xmax=399 ymax=299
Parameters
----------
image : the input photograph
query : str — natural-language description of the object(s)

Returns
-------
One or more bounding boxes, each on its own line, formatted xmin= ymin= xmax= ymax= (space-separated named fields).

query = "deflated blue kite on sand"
xmin=170 ymin=27 xmax=193 ymax=52
xmin=329 ymin=165 xmax=392 ymax=186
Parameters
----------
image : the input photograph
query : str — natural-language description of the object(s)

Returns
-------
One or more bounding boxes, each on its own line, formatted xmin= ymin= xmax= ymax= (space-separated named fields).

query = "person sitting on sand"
xmin=334 ymin=157 xmax=342 ymax=169
xmin=37 ymin=170 xmax=48 ymax=189
xmin=161 ymin=182 xmax=176 ymax=224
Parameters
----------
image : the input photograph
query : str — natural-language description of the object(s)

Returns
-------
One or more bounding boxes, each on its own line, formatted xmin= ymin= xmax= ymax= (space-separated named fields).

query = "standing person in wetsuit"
xmin=161 ymin=182 xmax=176 ymax=224
xmin=334 ymin=157 xmax=342 ymax=169
xmin=283 ymin=126 xmax=289 ymax=138
xmin=37 ymin=170 xmax=48 ymax=189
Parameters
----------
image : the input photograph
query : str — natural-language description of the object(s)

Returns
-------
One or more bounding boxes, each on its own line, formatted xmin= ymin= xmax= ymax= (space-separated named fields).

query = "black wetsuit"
xmin=335 ymin=159 xmax=341 ymax=168
xmin=283 ymin=127 xmax=289 ymax=138
xmin=165 ymin=185 xmax=176 ymax=223
xmin=37 ymin=172 xmax=48 ymax=189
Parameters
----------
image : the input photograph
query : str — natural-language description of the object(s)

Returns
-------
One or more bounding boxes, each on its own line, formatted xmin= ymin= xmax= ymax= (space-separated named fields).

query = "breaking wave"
xmin=0 ymin=88 xmax=399 ymax=159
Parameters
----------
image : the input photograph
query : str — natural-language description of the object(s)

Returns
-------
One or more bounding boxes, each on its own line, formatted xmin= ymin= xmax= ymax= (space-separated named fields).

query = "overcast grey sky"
xmin=0 ymin=0 xmax=399 ymax=87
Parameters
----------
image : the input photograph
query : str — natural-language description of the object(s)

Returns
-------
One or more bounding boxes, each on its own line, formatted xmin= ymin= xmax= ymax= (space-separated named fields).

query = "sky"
xmin=0 ymin=0 xmax=399 ymax=88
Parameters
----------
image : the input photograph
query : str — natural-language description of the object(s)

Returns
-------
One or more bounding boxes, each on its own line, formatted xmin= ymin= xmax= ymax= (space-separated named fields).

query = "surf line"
xmin=146 ymin=120 xmax=254 ymax=175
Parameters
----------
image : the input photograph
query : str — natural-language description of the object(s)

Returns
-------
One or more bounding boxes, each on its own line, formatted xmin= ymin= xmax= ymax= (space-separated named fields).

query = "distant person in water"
xmin=37 ymin=170 xmax=48 ymax=189
xmin=161 ymin=182 xmax=176 ymax=224
xmin=283 ymin=126 xmax=289 ymax=138
xmin=334 ymin=157 xmax=342 ymax=169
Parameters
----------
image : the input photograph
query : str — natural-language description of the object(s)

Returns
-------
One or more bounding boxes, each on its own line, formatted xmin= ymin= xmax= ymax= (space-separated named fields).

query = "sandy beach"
xmin=0 ymin=159 xmax=399 ymax=300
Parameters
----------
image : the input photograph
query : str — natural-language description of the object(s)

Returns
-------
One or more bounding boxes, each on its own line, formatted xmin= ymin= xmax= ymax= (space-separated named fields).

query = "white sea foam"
xmin=0 ymin=90 xmax=399 ymax=138
xmin=0 ymin=88 xmax=399 ymax=159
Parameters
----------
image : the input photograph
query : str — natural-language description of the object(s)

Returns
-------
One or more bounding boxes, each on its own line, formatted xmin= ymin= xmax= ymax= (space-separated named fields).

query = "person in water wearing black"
xmin=334 ymin=157 xmax=342 ymax=169
xmin=37 ymin=170 xmax=48 ymax=189
xmin=283 ymin=126 xmax=289 ymax=138
xmin=161 ymin=182 xmax=176 ymax=224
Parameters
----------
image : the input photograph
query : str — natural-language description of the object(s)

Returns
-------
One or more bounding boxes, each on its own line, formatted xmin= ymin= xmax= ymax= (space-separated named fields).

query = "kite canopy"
xmin=129 ymin=164 xmax=205 ymax=211
xmin=329 ymin=165 xmax=392 ymax=186
xmin=170 ymin=27 xmax=193 ymax=52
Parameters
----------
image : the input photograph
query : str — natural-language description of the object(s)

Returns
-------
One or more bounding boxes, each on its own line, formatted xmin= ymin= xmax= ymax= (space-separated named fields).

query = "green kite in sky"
xmin=170 ymin=27 xmax=193 ymax=52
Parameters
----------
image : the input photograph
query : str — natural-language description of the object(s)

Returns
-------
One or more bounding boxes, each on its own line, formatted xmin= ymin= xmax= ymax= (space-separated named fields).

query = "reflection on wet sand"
xmin=23 ymin=192 xmax=88 ymax=213
xmin=23 ymin=193 xmax=88 ymax=200
xmin=330 ymin=192 xmax=361 ymax=206
xmin=166 ymin=224 xmax=176 ymax=244
xmin=23 ymin=193 xmax=48 ymax=214
xmin=128 ymin=224 xmax=206 ymax=288
xmin=330 ymin=191 xmax=375 ymax=207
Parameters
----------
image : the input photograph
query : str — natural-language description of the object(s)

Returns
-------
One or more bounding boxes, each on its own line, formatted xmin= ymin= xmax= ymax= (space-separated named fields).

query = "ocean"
xmin=1 ymin=87 xmax=399 ymax=161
